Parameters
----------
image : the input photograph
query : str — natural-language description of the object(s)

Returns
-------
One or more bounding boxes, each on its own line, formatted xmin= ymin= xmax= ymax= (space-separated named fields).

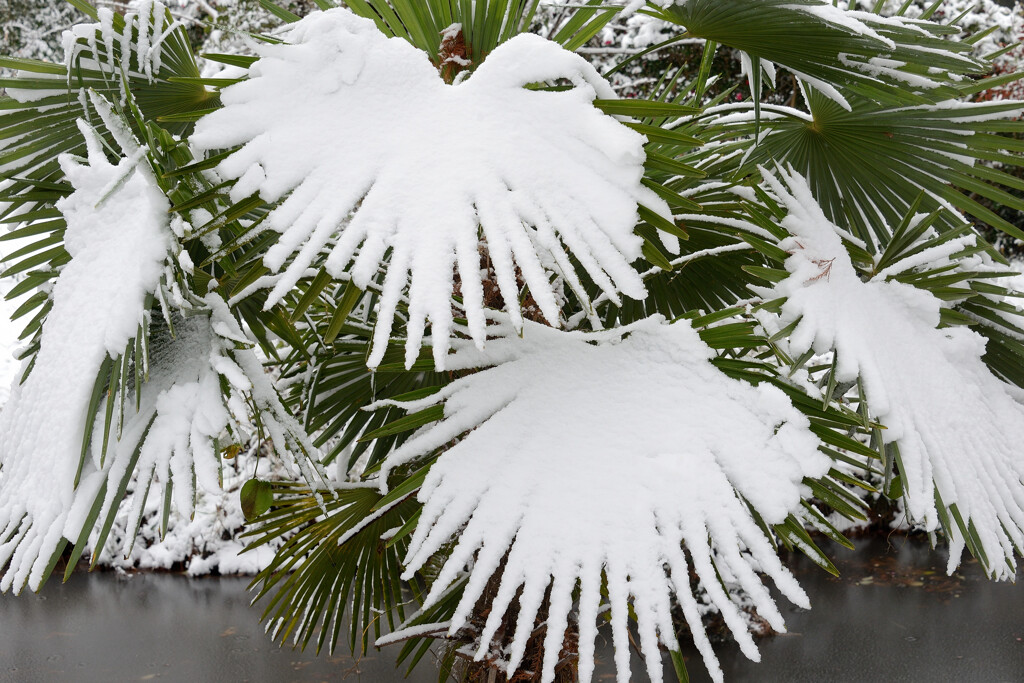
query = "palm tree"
xmin=1 ymin=1 xmax=1024 ymax=681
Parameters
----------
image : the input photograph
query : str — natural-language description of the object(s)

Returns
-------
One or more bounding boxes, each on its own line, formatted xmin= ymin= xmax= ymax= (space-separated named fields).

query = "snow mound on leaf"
xmin=374 ymin=316 xmax=828 ymax=683
xmin=766 ymin=165 xmax=1024 ymax=580
xmin=0 ymin=122 xmax=171 ymax=594
xmin=191 ymin=7 xmax=670 ymax=370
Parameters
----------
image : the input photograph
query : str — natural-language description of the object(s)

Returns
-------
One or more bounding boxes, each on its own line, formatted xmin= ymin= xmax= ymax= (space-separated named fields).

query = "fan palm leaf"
xmin=757 ymin=165 xmax=1024 ymax=579
xmin=705 ymin=86 xmax=1024 ymax=248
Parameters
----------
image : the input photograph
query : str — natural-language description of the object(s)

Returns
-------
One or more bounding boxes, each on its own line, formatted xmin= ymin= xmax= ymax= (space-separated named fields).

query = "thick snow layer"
xmin=766 ymin=166 xmax=1024 ymax=580
xmin=374 ymin=316 xmax=829 ymax=683
xmin=192 ymin=7 xmax=671 ymax=370
xmin=0 ymin=123 xmax=171 ymax=593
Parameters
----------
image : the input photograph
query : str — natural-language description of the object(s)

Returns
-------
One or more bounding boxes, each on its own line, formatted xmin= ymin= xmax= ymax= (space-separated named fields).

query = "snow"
xmin=372 ymin=315 xmax=829 ymax=683
xmin=87 ymin=436 xmax=289 ymax=576
xmin=375 ymin=621 xmax=453 ymax=646
xmin=0 ymin=246 xmax=312 ymax=585
xmin=764 ymin=165 xmax=1024 ymax=581
xmin=202 ymin=293 xmax=329 ymax=496
xmin=0 ymin=120 xmax=171 ymax=593
xmin=792 ymin=3 xmax=896 ymax=49
xmin=146 ymin=477 xmax=274 ymax=573
xmin=0 ymin=93 xmax=317 ymax=590
xmin=191 ymin=7 xmax=672 ymax=371
xmin=110 ymin=314 xmax=230 ymax=546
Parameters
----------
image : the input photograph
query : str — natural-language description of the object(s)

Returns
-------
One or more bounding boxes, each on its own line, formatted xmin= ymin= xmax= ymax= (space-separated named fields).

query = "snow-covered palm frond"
xmin=0 ymin=121 xmax=171 ymax=593
xmin=99 ymin=293 xmax=326 ymax=561
xmin=763 ymin=166 xmax=1024 ymax=580
xmin=372 ymin=316 xmax=830 ymax=683
xmin=0 ymin=114 xmax=324 ymax=594
xmin=191 ymin=7 xmax=672 ymax=370
xmin=0 ymin=0 xmax=216 ymax=370
xmin=90 ymin=311 xmax=229 ymax=557
xmin=0 ymin=0 xmax=212 ymax=178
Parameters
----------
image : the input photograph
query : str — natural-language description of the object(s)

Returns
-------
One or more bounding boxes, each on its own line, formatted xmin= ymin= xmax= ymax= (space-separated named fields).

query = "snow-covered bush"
xmin=2 ymin=1 xmax=1024 ymax=682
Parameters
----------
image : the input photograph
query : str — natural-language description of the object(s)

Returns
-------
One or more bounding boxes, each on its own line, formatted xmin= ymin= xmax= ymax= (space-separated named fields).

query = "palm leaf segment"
xmin=709 ymin=88 xmax=1024 ymax=250
xmin=651 ymin=0 xmax=984 ymax=108
xmin=191 ymin=7 xmax=673 ymax=370
xmin=373 ymin=316 xmax=831 ymax=683
xmin=0 ymin=0 xmax=212 ymax=180
xmin=761 ymin=166 xmax=1024 ymax=580
xmin=0 ymin=106 xmax=320 ymax=594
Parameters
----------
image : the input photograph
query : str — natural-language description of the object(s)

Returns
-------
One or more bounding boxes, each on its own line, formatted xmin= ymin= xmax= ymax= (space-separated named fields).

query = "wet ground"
xmin=0 ymin=569 xmax=392 ymax=683
xmin=676 ymin=534 xmax=1024 ymax=682
xmin=0 ymin=534 xmax=1021 ymax=682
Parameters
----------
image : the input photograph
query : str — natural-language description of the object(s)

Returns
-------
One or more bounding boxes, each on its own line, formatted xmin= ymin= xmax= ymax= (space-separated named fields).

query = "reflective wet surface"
xmin=0 ymin=570 xmax=413 ymax=683
xmin=675 ymin=534 xmax=1024 ymax=683
xmin=0 ymin=534 xmax=1021 ymax=682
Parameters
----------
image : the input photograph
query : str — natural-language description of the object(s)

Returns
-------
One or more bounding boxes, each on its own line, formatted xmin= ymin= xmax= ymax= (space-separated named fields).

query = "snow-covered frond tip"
xmin=191 ymin=7 xmax=672 ymax=371
xmin=95 ymin=312 xmax=230 ymax=553
xmin=0 ymin=123 xmax=171 ymax=594
xmin=61 ymin=0 xmax=179 ymax=91
xmin=202 ymin=294 xmax=330 ymax=494
xmin=764 ymin=165 xmax=1024 ymax=580
xmin=107 ymin=296 xmax=328 ymax=559
xmin=375 ymin=316 xmax=830 ymax=683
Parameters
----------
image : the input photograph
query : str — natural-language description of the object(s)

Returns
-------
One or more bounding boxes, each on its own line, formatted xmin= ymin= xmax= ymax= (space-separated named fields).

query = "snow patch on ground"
xmin=90 ymin=443 xmax=286 ymax=577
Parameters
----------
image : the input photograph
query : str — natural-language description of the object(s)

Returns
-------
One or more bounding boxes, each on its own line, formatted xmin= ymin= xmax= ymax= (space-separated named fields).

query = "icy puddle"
xmin=0 ymin=534 xmax=1021 ymax=682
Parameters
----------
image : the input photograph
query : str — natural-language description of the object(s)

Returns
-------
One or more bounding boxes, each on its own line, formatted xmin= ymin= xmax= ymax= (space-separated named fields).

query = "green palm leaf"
xmin=709 ymin=86 xmax=1024 ymax=249
xmin=652 ymin=0 xmax=982 ymax=106
xmin=245 ymin=482 xmax=422 ymax=656
xmin=0 ymin=0 xmax=214 ymax=179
